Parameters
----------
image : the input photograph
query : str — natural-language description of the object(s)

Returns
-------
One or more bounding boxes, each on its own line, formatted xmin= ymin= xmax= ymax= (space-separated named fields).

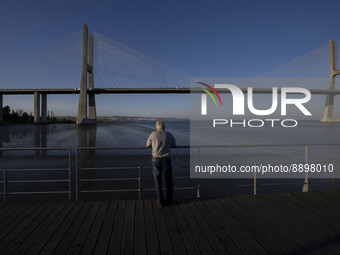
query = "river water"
xmin=0 ymin=120 xmax=339 ymax=202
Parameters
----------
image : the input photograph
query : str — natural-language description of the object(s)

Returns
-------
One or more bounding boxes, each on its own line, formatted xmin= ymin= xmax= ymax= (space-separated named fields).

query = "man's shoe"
xmin=156 ymin=201 xmax=164 ymax=208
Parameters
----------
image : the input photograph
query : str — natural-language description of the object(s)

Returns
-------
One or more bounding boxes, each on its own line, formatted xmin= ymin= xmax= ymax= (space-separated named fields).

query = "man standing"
xmin=146 ymin=121 xmax=176 ymax=207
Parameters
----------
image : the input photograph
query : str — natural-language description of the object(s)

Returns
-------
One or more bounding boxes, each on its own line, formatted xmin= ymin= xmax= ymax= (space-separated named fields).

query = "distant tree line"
xmin=2 ymin=105 xmax=33 ymax=122
xmin=1 ymin=105 xmax=57 ymax=123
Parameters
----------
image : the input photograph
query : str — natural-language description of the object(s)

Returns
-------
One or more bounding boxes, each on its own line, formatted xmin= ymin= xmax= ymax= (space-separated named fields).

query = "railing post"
xmin=68 ymin=148 xmax=72 ymax=202
xmin=75 ymin=148 xmax=79 ymax=202
xmin=3 ymin=169 xmax=7 ymax=205
xmin=138 ymin=166 xmax=141 ymax=200
xmin=303 ymin=145 xmax=309 ymax=192
xmin=254 ymin=163 xmax=257 ymax=195
xmin=197 ymin=147 xmax=201 ymax=198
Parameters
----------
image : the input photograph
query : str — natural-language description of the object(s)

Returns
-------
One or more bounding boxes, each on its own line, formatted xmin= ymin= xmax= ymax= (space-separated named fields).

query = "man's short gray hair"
xmin=155 ymin=121 xmax=165 ymax=130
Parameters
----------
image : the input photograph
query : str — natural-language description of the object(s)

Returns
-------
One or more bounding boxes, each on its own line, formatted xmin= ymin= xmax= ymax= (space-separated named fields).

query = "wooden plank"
xmin=52 ymin=202 xmax=93 ymax=254
xmin=0 ymin=192 xmax=336 ymax=254
xmin=0 ymin=203 xmax=58 ymax=254
xmin=236 ymin=195 xmax=317 ymax=254
xmin=39 ymin=202 xmax=86 ymax=254
xmin=152 ymin=201 xmax=174 ymax=255
xmin=93 ymin=201 xmax=118 ymax=255
xmin=170 ymin=202 xmax=201 ymax=255
xmin=194 ymin=200 xmax=242 ymax=255
xmin=0 ymin=203 xmax=22 ymax=223
xmin=284 ymin=193 xmax=340 ymax=220
xmin=143 ymin=200 xmax=161 ymax=255
xmin=292 ymin=192 xmax=340 ymax=218
xmin=0 ymin=203 xmax=16 ymax=214
xmin=162 ymin=205 xmax=188 ymax=255
xmin=201 ymin=199 xmax=257 ymax=255
xmin=242 ymin=195 xmax=338 ymax=255
xmin=217 ymin=197 xmax=285 ymax=255
xmin=12 ymin=203 xmax=69 ymax=255
xmin=81 ymin=201 xmax=110 ymax=255
xmin=316 ymin=190 xmax=340 ymax=197
xmin=25 ymin=203 xmax=77 ymax=255
xmin=0 ymin=203 xmax=43 ymax=240
xmin=209 ymin=198 xmax=271 ymax=254
xmin=134 ymin=200 xmax=147 ymax=255
xmin=121 ymin=200 xmax=135 ymax=255
xmin=221 ymin=197 xmax=290 ymax=255
xmin=186 ymin=201 xmax=227 ymax=254
xmin=107 ymin=200 xmax=126 ymax=254
xmin=276 ymin=194 xmax=340 ymax=233
xmin=178 ymin=201 xmax=215 ymax=254
xmin=0 ymin=203 xmax=35 ymax=232
xmin=66 ymin=202 xmax=101 ymax=255
xmin=258 ymin=195 xmax=340 ymax=254
xmin=311 ymin=190 xmax=340 ymax=202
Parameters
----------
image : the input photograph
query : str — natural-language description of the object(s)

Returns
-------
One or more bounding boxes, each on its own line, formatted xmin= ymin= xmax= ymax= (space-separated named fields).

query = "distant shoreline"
xmin=0 ymin=117 xmax=190 ymax=125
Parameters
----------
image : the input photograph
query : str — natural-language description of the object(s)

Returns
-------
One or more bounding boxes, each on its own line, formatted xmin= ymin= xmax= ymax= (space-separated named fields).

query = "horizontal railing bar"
xmin=236 ymin=182 xmax=305 ymax=187
xmin=259 ymin=182 xmax=306 ymax=186
xmin=142 ymin=187 xmax=195 ymax=191
xmin=79 ymin=187 xmax=195 ymax=193
xmin=77 ymin=143 xmax=340 ymax=150
xmin=80 ymin=178 xmax=139 ymax=182
xmin=80 ymin=176 xmax=191 ymax=182
xmin=79 ymin=166 xmax=186 ymax=171
xmin=142 ymin=176 xmax=190 ymax=180
xmin=0 ymin=148 xmax=70 ymax=151
xmin=139 ymin=166 xmax=185 ymax=169
xmin=8 ymin=191 xmax=69 ymax=195
xmin=8 ymin=180 xmax=69 ymax=183
xmin=2 ymin=143 xmax=340 ymax=152
xmin=308 ymin=180 xmax=340 ymax=184
xmin=81 ymin=167 xmax=138 ymax=170
xmin=80 ymin=189 xmax=139 ymax=193
xmin=6 ymin=168 xmax=69 ymax=172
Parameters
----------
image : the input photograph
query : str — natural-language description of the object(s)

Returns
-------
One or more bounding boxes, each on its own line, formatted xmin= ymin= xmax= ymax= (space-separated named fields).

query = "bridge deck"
xmin=0 ymin=190 xmax=339 ymax=254
xmin=1 ymin=88 xmax=340 ymax=94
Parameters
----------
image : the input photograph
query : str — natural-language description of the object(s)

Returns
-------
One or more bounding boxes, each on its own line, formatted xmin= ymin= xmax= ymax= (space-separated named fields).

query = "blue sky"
xmin=1 ymin=0 xmax=340 ymax=118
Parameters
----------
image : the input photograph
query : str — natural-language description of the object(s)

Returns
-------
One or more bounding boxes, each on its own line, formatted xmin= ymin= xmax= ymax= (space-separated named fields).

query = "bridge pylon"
xmin=321 ymin=40 xmax=340 ymax=122
xmin=77 ymin=24 xmax=97 ymax=125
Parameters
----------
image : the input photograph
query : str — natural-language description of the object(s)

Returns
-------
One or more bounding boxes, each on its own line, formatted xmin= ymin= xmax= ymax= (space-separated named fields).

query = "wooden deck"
xmin=0 ymin=190 xmax=339 ymax=254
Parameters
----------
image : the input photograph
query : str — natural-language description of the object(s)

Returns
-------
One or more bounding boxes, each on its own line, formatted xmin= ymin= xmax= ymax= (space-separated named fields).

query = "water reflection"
xmin=77 ymin=125 xmax=97 ymax=168
xmin=34 ymin=125 xmax=48 ymax=157
xmin=0 ymin=124 xmax=98 ymax=176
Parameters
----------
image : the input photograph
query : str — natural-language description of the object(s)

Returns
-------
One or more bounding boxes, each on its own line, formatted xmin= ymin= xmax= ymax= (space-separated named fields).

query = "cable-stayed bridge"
xmin=0 ymin=24 xmax=340 ymax=124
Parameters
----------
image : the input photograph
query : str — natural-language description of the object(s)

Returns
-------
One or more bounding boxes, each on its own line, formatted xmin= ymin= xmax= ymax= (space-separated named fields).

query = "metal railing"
xmin=211 ymin=143 xmax=339 ymax=195
xmin=75 ymin=146 xmax=198 ymax=202
xmin=0 ymin=147 xmax=72 ymax=204
xmin=0 ymin=143 xmax=339 ymax=204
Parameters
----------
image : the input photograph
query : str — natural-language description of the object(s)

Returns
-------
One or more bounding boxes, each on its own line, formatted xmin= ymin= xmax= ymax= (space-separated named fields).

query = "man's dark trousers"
xmin=151 ymin=157 xmax=173 ymax=206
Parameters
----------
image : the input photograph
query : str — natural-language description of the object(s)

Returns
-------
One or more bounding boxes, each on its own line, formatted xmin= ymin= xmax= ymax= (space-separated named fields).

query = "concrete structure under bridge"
xmin=1 ymin=24 xmax=340 ymax=123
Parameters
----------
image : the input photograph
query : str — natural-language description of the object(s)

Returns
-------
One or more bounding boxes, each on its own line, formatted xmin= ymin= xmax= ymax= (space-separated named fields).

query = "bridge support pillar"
xmin=0 ymin=94 xmax=3 ymax=121
xmin=321 ymin=40 xmax=340 ymax=122
xmin=41 ymin=93 xmax=47 ymax=123
xmin=34 ymin=92 xmax=41 ymax=124
xmin=88 ymin=34 xmax=96 ymax=121
xmin=88 ymin=94 xmax=96 ymax=120
xmin=77 ymin=24 xmax=96 ymax=125
xmin=77 ymin=24 xmax=88 ymax=125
